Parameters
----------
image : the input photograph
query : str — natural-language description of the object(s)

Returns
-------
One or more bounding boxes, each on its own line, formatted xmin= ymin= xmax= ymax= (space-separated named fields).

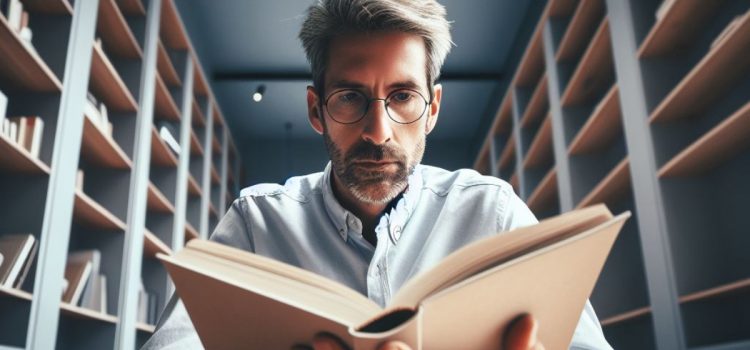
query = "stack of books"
xmin=84 ymin=92 xmax=113 ymax=139
xmin=63 ymin=249 xmax=108 ymax=314
xmin=137 ymin=279 xmax=158 ymax=325
xmin=1 ymin=115 xmax=45 ymax=159
xmin=0 ymin=234 xmax=37 ymax=290
xmin=2 ymin=0 xmax=34 ymax=47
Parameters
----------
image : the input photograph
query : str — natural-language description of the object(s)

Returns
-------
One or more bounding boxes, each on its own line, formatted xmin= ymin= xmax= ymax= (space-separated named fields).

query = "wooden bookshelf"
xmin=560 ymin=18 xmax=613 ymax=107
xmin=638 ymin=0 xmax=724 ymax=58
xmin=600 ymin=306 xmax=651 ymax=327
xmin=0 ymin=14 xmax=62 ymax=92
xmin=97 ymin=0 xmax=142 ymax=59
xmin=74 ymin=189 xmax=126 ymax=231
xmin=513 ymin=28 xmax=545 ymax=88
xmin=20 ymin=0 xmax=74 ymax=15
xmin=211 ymin=165 xmax=220 ymax=185
xmin=136 ymin=322 xmax=156 ymax=333
xmin=117 ymin=0 xmax=146 ymax=16
xmin=577 ymin=157 xmax=630 ymax=208
xmin=193 ymin=62 xmax=209 ymax=96
xmin=679 ymin=278 xmax=750 ymax=304
xmin=212 ymin=136 xmax=221 ymax=155
xmin=213 ymin=105 xmax=225 ymax=127
xmin=568 ymin=85 xmax=621 ymax=155
xmin=157 ymin=41 xmax=181 ymax=87
xmin=160 ymin=0 xmax=189 ymax=50
xmin=498 ymin=134 xmax=516 ymax=172
xmin=60 ymin=302 xmax=118 ymax=324
xmin=0 ymin=133 xmax=51 ymax=174
xmin=526 ymin=168 xmax=557 ymax=213
xmin=548 ymin=0 xmax=578 ymax=18
xmin=659 ymin=100 xmax=750 ymax=178
xmin=649 ymin=12 xmax=750 ymax=123
xmin=190 ymin=129 xmax=203 ymax=156
xmin=150 ymin=126 xmax=179 ymax=168
xmin=509 ymin=172 xmax=519 ymax=192
xmin=154 ymin=74 xmax=180 ymax=121
xmin=90 ymin=43 xmax=138 ymax=112
xmin=473 ymin=143 xmax=491 ymax=174
xmin=519 ymin=75 xmax=549 ymax=128
xmin=523 ymin=115 xmax=553 ymax=170
xmin=184 ymin=222 xmax=198 ymax=241
xmin=0 ymin=285 xmax=33 ymax=301
xmin=555 ymin=0 xmax=605 ymax=61
xmin=81 ymin=114 xmax=133 ymax=170
xmin=209 ymin=203 xmax=218 ymax=219
xmin=147 ymin=182 xmax=175 ymax=214
xmin=490 ymin=93 xmax=513 ymax=136
xmin=187 ymin=174 xmax=201 ymax=196
xmin=143 ymin=229 xmax=171 ymax=258
xmin=192 ymin=99 xmax=206 ymax=127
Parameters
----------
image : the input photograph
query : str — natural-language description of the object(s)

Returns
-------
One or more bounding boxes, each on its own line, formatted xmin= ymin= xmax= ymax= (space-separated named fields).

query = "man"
xmin=143 ymin=0 xmax=612 ymax=349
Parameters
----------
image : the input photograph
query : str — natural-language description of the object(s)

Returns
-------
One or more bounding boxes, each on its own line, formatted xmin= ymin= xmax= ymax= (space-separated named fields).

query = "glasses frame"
xmin=323 ymin=88 xmax=431 ymax=125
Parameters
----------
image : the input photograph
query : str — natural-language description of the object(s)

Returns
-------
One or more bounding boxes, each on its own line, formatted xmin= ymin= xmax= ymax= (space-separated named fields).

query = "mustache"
xmin=344 ymin=141 xmax=405 ymax=163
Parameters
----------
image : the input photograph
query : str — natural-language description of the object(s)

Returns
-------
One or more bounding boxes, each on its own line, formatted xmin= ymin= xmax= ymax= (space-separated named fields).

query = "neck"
xmin=330 ymin=172 xmax=388 ymax=227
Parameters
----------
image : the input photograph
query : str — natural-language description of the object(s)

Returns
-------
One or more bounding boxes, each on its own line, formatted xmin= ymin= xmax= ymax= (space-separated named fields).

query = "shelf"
xmin=527 ymin=168 xmax=557 ymax=213
xmin=498 ymin=134 xmax=516 ymax=171
xmin=60 ymin=302 xmax=118 ymax=324
xmin=556 ymin=0 xmax=605 ymax=61
xmin=97 ymin=0 xmax=142 ymax=59
xmin=193 ymin=61 xmax=209 ymax=96
xmin=184 ymin=222 xmax=198 ymax=241
xmin=523 ymin=115 xmax=553 ymax=170
xmin=192 ymin=99 xmax=205 ymax=127
xmin=679 ymin=278 xmax=750 ymax=304
xmin=600 ymin=306 xmax=651 ymax=327
xmin=212 ymin=136 xmax=221 ymax=155
xmin=509 ymin=172 xmax=519 ymax=193
xmin=160 ymin=0 xmax=190 ymax=50
xmin=190 ymin=129 xmax=204 ymax=156
xmin=0 ymin=13 xmax=62 ymax=92
xmin=0 ymin=133 xmax=51 ymax=174
xmin=0 ymin=285 xmax=33 ymax=301
xmin=568 ymin=85 xmax=621 ymax=155
xmin=211 ymin=165 xmax=220 ymax=185
xmin=157 ymin=41 xmax=181 ymax=87
xmin=658 ymin=100 xmax=750 ymax=178
xmin=638 ymin=1 xmax=724 ymax=58
xmin=548 ymin=0 xmax=578 ymax=18
xmin=212 ymin=104 xmax=225 ymax=127
xmin=147 ymin=182 xmax=175 ymax=214
xmin=81 ymin=112 xmax=132 ymax=169
xmin=512 ymin=26 xmax=545 ymax=88
xmin=154 ymin=74 xmax=180 ymax=121
xmin=577 ymin=157 xmax=630 ymax=209
xmin=519 ymin=75 xmax=549 ymax=128
xmin=117 ymin=0 xmax=146 ymax=16
xmin=136 ymin=322 xmax=156 ymax=333
xmin=150 ymin=126 xmax=178 ymax=168
xmin=473 ymin=143 xmax=491 ymax=174
xmin=20 ymin=0 xmax=73 ymax=15
xmin=649 ymin=12 xmax=750 ymax=123
xmin=187 ymin=174 xmax=201 ymax=197
xmin=90 ymin=43 xmax=138 ymax=112
xmin=143 ymin=229 xmax=172 ymax=258
xmin=209 ymin=202 xmax=218 ymax=219
xmin=560 ymin=18 xmax=613 ymax=107
xmin=74 ymin=189 xmax=126 ymax=231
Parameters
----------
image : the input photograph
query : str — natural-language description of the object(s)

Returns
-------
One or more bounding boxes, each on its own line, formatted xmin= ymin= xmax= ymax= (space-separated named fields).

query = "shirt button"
xmin=392 ymin=225 xmax=402 ymax=241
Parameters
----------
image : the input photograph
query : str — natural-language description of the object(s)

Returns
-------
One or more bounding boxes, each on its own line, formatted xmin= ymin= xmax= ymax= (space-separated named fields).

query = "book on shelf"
xmin=75 ymin=250 xmax=102 ymax=310
xmin=137 ymin=279 xmax=158 ymax=324
xmin=157 ymin=121 xmax=181 ymax=155
xmin=159 ymin=205 xmax=630 ymax=349
xmin=5 ymin=0 xmax=22 ymax=32
xmin=6 ymin=116 xmax=44 ymax=158
xmin=0 ymin=88 xmax=7 ymax=122
xmin=97 ymin=274 xmax=108 ymax=314
xmin=0 ymin=253 xmax=3 ymax=267
xmin=84 ymin=92 xmax=113 ymax=138
xmin=62 ymin=252 xmax=93 ymax=305
xmin=0 ymin=234 xmax=37 ymax=289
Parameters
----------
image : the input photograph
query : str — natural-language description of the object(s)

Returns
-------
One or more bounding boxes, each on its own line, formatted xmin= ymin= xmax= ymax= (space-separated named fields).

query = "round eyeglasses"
xmin=324 ymin=88 xmax=430 ymax=125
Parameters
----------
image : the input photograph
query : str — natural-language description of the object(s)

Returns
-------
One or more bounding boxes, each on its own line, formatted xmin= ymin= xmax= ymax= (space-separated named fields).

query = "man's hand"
xmin=308 ymin=314 xmax=545 ymax=350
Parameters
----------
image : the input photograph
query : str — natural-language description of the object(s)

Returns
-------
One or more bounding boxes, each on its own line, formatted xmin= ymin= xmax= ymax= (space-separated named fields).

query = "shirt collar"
xmin=320 ymin=161 xmax=423 ymax=243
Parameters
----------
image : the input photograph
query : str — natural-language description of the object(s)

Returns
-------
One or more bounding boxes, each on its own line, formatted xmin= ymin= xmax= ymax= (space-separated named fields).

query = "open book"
xmin=158 ymin=205 xmax=629 ymax=350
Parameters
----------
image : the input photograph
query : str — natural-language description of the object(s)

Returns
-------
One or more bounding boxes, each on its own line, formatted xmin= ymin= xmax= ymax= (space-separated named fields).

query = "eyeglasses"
xmin=324 ymin=88 xmax=430 ymax=125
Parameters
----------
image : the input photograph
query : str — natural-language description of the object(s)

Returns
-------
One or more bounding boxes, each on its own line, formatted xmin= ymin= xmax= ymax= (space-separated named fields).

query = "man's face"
xmin=306 ymin=31 xmax=442 ymax=204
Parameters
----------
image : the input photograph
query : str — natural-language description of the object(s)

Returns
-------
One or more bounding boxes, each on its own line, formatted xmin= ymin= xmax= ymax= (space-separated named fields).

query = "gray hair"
xmin=299 ymin=0 xmax=453 ymax=98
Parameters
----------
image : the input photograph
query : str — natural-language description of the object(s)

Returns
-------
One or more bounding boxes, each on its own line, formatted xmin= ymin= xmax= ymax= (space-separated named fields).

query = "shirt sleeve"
xmin=140 ymin=199 xmax=253 ymax=350
xmin=499 ymin=189 xmax=614 ymax=350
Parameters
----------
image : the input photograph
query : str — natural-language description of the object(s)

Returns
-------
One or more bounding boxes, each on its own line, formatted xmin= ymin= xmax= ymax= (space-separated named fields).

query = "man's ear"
xmin=425 ymin=84 xmax=442 ymax=135
xmin=307 ymin=86 xmax=324 ymax=135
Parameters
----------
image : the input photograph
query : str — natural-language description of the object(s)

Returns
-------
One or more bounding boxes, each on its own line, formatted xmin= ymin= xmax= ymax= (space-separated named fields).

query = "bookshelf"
xmin=474 ymin=0 xmax=750 ymax=349
xmin=0 ymin=0 xmax=242 ymax=349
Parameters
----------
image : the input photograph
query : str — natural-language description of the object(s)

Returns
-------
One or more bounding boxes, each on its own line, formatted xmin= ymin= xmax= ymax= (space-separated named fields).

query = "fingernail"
xmin=528 ymin=315 xmax=539 ymax=348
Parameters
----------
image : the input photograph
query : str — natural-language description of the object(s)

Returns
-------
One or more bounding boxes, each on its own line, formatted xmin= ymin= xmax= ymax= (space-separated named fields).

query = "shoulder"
xmin=417 ymin=164 xmax=512 ymax=197
xmin=238 ymin=171 xmax=324 ymax=203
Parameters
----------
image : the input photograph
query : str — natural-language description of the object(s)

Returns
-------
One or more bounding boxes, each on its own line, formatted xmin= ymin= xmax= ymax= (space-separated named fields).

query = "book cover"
xmin=12 ymin=236 xmax=37 ymax=289
xmin=160 ymin=205 xmax=629 ymax=349
xmin=28 ymin=116 xmax=43 ymax=158
xmin=74 ymin=250 xmax=101 ymax=310
xmin=63 ymin=254 xmax=93 ymax=305
xmin=0 ymin=234 xmax=35 ymax=288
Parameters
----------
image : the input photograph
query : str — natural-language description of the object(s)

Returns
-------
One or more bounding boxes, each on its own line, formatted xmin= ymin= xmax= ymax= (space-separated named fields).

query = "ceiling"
xmin=174 ymin=0 xmax=545 ymax=181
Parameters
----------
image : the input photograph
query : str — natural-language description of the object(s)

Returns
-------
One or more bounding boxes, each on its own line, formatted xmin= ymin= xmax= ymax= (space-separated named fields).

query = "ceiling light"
xmin=253 ymin=85 xmax=266 ymax=102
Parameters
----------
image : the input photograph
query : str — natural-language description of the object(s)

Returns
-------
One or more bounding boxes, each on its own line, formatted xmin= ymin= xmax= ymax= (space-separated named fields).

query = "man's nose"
xmin=361 ymin=99 xmax=393 ymax=145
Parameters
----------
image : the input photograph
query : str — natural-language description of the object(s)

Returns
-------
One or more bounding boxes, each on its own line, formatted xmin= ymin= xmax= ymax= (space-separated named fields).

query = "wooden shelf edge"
xmin=74 ymin=189 xmax=127 ymax=230
xmin=498 ymin=134 xmax=517 ymax=171
xmin=192 ymin=99 xmax=206 ymax=127
xmin=82 ymin=113 xmax=133 ymax=169
xmin=91 ymin=43 xmax=139 ymax=112
xmin=568 ymin=85 xmax=621 ymax=156
xmin=190 ymin=129 xmax=204 ymax=156
xmin=577 ymin=157 xmax=630 ymax=209
xmin=519 ymin=76 xmax=549 ymax=129
xmin=150 ymin=126 xmax=179 ymax=168
xmin=60 ymin=302 xmax=118 ymax=324
xmin=658 ymin=100 xmax=750 ymax=178
xmin=637 ymin=1 xmax=724 ymax=58
xmin=147 ymin=182 xmax=175 ymax=214
xmin=527 ymin=168 xmax=557 ymax=212
xmin=187 ymin=174 xmax=201 ymax=197
xmin=155 ymin=74 xmax=181 ymax=121
xmin=99 ymin=0 xmax=143 ymax=59
xmin=144 ymin=229 xmax=172 ymax=257
xmin=0 ymin=133 xmax=51 ymax=174
xmin=679 ymin=278 xmax=750 ymax=304
xmin=523 ymin=115 xmax=553 ymax=170
xmin=555 ymin=0 xmax=605 ymax=61
xmin=560 ymin=18 xmax=611 ymax=107
xmin=512 ymin=16 xmax=546 ymax=87
xmin=185 ymin=222 xmax=199 ymax=241
xmin=136 ymin=322 xmax=156 ymax=333
xmin=600 ymin=306 xmax=651 ymax=326
xmin=157 ymin=40 xmax=182 ymax=87
xmin=0 ymin=285 xmax=33 ymax=301
xmin=0 ymin=14 xmax=63 ymax=91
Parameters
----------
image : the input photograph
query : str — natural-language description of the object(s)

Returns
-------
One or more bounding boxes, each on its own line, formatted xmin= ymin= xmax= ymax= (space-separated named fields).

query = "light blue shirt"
xmin=142 ymin=163 xmax=612 ymax=349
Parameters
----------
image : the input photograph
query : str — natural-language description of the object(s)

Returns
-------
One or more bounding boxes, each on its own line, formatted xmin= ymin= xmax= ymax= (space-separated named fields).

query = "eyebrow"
xmin=328 ymin=79 xmax=424 ymax=91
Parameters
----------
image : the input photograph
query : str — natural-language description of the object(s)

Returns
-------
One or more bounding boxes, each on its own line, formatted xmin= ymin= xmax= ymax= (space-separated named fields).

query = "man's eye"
xmin=391 ymin=92 xmax=413 ymax=102
xmin=338 ymin=92 xmax=362 ymax=103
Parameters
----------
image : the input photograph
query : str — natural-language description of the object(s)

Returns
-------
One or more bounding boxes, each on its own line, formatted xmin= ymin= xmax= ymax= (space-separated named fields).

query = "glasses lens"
xmin=327 ymin=90 xmax=367 ymax=123
xmin=386 ymin=89 xmax=428 ymax=123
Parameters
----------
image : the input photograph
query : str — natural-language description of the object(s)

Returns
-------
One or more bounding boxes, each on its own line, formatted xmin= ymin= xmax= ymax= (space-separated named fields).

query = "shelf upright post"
xmin=26 ymin=0 xmax=100 ymax=349
xmin=199 ymin=101 xmax=214 ymax=239
xmin=172 ymin=57 xmax=194 ymax=265
xmin=511 ymin=88 xmax=530 ymax=200
xmin=605 ymin=1 xmax=686 ymax=349
xmin=219 ymin=120 xmax=230 ymax=215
